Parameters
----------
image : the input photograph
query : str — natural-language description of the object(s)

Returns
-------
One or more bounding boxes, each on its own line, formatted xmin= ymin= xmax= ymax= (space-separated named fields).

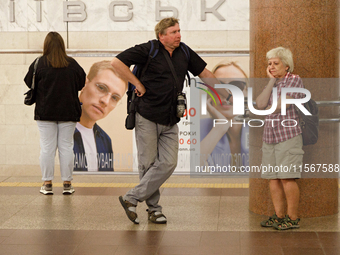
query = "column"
xmin=249 ymin=0 xmax=339 ymax=217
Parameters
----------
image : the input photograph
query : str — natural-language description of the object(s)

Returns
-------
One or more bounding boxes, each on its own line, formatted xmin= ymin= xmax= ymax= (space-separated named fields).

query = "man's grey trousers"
xmin=124 ymin=113 xmax=178 ymax=212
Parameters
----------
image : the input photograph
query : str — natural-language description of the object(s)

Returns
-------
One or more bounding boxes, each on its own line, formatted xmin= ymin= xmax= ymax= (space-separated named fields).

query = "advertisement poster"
xmin=71 ymin=57 xmax=250 ymax=174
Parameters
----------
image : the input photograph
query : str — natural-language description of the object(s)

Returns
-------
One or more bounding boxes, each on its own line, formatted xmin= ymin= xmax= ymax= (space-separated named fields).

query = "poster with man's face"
xmin=73 ymin=59 xmax=127 ymax=172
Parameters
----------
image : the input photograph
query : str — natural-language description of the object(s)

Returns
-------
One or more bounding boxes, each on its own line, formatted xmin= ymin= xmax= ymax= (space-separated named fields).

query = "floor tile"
xmin=3 ymin=176 xmax=42 ymax=183
xmin=80 ymin=230 xmax=163 ymax=246
xmin=160 ymin=231 xmax=202 ymax=247
xmin=157 ymin=245 xmax=203 ymax=255
xmin=199 ymin=231 xmax=240 ymax=247
xmin=301 ymin=215 xmax=340 ymax=231
xmin=241 ymin=246 xmax=284 ymax=255
xmin=318 ymin=232 xmax=340 ymax=239
xmin=157 ymin=245 xmax=241 ymax=255
xmin=114 ymin=245 xmax=158 ymax=255
xmin=282 ymin=247 xmax=324 ymax=255
xmin=1 ymin=229 xmax=84 ymax=245
xmin=0 ymin=194 xmax=36 ymax=206
xmin=0 ymin=244 xmax=77 ymax=255
xmin=2 ymin=230 xmax=52 ymax=245
xmin=161 ymin=188 xmax=222 ymax=196
xmin=125 ymin=231 xmax=164 ymax=246
xmin=0 ymin=176 xmax=10 ymax=182
xmin=73 ymin=244 xmax=118 ymax=255
xmin=159 ymin=196 xmax=220 ymax=206
xmin=221 ymin=188 xmax=249 ymax=196
xmin=240 ymin=231 xmax=321 ymax=248
xmin=0 ymin=236 xmax=6 ymax=244
xmin=70 ymin=187 xmax=108 ymax=196
xmin=101 ymin=187 xmax=133 ymax=196
xmin=324 ymin=247 xmax=340 ymax=255
xmin=197 ymin=245 xmax=241 ymax=255
xmin=319 ymin=237 xmax=340 ymax=247
xmin=80 ymin=230 xmax=128 ymax=246
xmin=240 ymin=231 xmax=319 ymax=240
xmin=0 ymin=229 xmax=15 ymax=236
xmin=280 ymin=239 xmax=322 ymax=249
xmin=33 ymin=229 xmax=89 ymax=245
xmin=0 ymin=187 xmax=38 ymax=195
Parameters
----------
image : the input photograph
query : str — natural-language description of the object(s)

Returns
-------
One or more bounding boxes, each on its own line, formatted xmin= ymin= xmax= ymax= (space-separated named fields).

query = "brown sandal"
xmin=119 ymin=196 xmax=139 ymax=224
xmin=147 ymin=209 xmax=167 ymax=224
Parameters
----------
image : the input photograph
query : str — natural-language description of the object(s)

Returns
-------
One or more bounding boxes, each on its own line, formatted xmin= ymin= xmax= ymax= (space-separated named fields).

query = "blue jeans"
xmin=37 ymin=121 xmax=76 ymax=182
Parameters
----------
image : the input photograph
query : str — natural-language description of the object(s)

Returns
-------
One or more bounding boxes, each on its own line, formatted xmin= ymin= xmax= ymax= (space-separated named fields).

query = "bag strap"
xmin=31 ymin=57 xmax=40 ymax=90
xmin=180 ymin=42 xmax=191 ymax=87
xmin=129 ymin=40 xmax=159 ymax=108
xmin=149 ymin=39 xmax=159 ymax=59
xmin=140 ymin=40 xmax=159 ymax=80
xmin=128 ymin=91 xmax=136 ymax=113
xmin=180 ymin=42 xmax=190 ymax=62
xmin=162 ymin=49 xmax=181 ymax=93
xmin=128 ymin=40 xmax=159 ymax=92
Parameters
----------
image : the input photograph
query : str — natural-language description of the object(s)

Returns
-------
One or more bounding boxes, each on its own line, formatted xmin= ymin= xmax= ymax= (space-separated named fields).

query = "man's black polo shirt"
xmin=116 ymin=40 xmax=206 ymax=126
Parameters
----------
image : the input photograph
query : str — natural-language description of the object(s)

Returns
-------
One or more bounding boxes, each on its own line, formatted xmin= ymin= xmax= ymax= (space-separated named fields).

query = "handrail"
xmin=248 ymin=100 xmax=340 ymax=107
xmin=244 ymin=100 xmax=340 ymax=106
xmin=238 ymin=99 xmax=340 ymax=123
xmin=316 ymin=100 xmax=340 ymax=106
xmin=319 ymin=118 xmax=340 ymax=122
xmin=235 ymin=116 xmax=340 ymax=123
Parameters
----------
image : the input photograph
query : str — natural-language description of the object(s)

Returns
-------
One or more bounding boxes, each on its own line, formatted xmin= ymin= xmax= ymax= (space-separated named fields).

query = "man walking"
xmin=111 ymin=17 xmax=218 ymax=224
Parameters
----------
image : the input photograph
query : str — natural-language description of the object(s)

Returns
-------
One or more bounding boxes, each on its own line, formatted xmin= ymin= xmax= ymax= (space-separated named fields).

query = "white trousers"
xmin=37 ymin=121 xmax=76 ymax=182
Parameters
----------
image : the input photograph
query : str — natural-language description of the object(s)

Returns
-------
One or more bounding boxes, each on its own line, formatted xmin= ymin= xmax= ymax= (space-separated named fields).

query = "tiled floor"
xmin=0 ymin=174 xmax=340 ymax=254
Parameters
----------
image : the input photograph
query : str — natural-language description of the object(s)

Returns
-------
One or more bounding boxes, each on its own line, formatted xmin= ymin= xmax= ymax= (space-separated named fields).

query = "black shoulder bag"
xmin=295 ymin=99 xmax=319 ymax=145
xmin=24 ymin=57 xmax=40 ymax=105
xmin=162 ymin=50 xmax=187 ymax=118
xmin=125 ymin=91 xmax=137 ymax=129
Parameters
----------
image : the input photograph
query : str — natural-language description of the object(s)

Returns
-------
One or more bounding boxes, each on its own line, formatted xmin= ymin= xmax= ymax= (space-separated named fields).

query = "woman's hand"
xmin=266 ymin=66 xmax=275 ymax=79
xmin=256 ymin=67 xmax=276 ymax=109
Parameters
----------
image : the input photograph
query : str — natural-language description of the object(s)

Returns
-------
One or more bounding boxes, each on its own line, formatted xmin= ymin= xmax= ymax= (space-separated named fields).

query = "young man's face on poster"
xmin=80 ymin=69 xmax=126 ymax=125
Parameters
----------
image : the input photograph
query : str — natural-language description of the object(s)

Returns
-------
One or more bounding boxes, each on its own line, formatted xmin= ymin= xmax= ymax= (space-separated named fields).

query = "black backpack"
xmin=125 ymin=39 xmax=190 ymax=130
xmin=295 ymin=99 xmax=319 ymax=145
